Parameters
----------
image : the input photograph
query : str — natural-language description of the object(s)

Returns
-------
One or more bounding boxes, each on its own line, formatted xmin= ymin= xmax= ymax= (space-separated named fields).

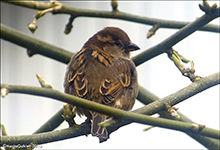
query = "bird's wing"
xmin=64 ymin=48 xmax=89 ymax=98
xmin=64 ymin=48 xmax=114 ymax=99
xmin=99 ymin=57 xmax=136 ymax=109
xmin=90 ymin=57 xmax=137 ymax=141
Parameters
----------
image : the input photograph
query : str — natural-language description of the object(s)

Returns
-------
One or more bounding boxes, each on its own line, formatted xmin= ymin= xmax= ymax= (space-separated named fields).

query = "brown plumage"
xmin=64 ymin=27 xmax=139 ymax=142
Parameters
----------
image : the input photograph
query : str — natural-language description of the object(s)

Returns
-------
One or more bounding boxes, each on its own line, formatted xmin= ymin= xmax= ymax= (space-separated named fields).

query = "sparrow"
xmin=64 ymin=27 xmax=139 ymax=142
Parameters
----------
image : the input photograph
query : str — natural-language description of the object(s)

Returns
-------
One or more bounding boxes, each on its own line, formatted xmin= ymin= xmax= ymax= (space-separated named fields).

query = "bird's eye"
xmin=114 ymin=41 xmax=121 ymax=46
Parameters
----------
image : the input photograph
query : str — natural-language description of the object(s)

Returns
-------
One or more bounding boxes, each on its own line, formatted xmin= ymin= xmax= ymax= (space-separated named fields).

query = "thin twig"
xmin=132 ymin=7 xmax=220 ymax=66
xmin=3 ymin=1 xmax=220 ymax=33
xmin=147 ymin=24 xmax=160 ymax=39
xmin=1 ymin=6 xmax=219 ymax=66
xmin=1 ymin=124 xmax=91 ymax=146
xmin=167 ymin=49 xmax=201 ymax=82
xmin=107 ymin=71 xmax=220 ymax=132
xmin=137 ymin=85 xmax=220 ymax=149
xmin=33 ymin=109 xmax=64 ymax=134
xmin=0 ymin=24 xmax=73 ymax=64
xmin=1 ymin=72 xmax=219 ymax=145
xmin=199 ymin=0 xmax=218 ymax=14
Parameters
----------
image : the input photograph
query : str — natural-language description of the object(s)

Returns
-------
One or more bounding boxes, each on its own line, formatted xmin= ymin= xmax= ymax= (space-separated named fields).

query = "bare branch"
xmin=64 ymin=15 xmax=76 ymax=34
xmin=0 ymin=24 xmax=73 ymax=64
xmin=107 ymin=72 xmax=220 ymax=134
xmin=1 ymin=72 xmax=219 ymax=145
xmin=3 ymin=1 xmax=219 ymax=33
xmin=33 ymin=109 xmax=64 ymax=134
xmin=1 ymin=124 xmax=91 ymax=146
xmin=137 ymin=86 xmax=220 ymax=149
xmin=132 ymin=7 xmax=220 ymax=66
xmin=167 ymin=49 xmax=201 ymax=82
xmin=1 ymin=4 xmax=219 ymax=67
xmin=147 ymin=24 xmax=160 ymax=39
xmin=199 ymin=0 xmax=218 ymax=14
xmin=1 ymin=70 xmax=219 ymax=148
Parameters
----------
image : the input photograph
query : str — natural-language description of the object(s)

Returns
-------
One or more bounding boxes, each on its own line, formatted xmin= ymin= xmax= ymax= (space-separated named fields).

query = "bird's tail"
xmin=91 ymin=112 xmax=108 ymax=143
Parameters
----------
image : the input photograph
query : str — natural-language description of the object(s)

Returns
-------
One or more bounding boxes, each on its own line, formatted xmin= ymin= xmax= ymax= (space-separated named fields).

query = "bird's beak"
xmin=126 ymin=42 xmax=140 ymax=51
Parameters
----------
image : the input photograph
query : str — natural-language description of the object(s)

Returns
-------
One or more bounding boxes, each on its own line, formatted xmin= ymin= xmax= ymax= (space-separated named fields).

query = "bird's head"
xmin=83 ymin=27 xmax=140 ymax=58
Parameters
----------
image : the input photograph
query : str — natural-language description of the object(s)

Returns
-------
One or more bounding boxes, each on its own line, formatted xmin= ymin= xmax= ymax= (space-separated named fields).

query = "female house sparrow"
xmin=64 ymin=27 xmax=139 ymax=142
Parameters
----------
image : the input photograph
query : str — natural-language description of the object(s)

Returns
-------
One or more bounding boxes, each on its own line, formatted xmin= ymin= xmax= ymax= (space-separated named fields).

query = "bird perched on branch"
xmin=64 ymin=27 xmax=139 ymax=142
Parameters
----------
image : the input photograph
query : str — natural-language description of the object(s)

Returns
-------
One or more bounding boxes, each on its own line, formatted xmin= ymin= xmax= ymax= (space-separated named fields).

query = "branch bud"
xmin=28 ymin=22 xmax=38 ymax=34
xmin=111 ymin=0 xmax=118 ymax=11
xmin=1 ymin=87 xmax=9 ymax=98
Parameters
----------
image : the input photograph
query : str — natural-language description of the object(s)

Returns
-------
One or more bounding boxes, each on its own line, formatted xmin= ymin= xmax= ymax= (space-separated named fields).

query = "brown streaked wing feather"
xmin=65 ymin=48 xmax=114 ymax=98
xmin=64 ymin=48 xmax=91 ymax=98
xmin=73 ymin=71 xmax=88 ymax=97
xmin=99 ymin=58 xmax=132 ymax=105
